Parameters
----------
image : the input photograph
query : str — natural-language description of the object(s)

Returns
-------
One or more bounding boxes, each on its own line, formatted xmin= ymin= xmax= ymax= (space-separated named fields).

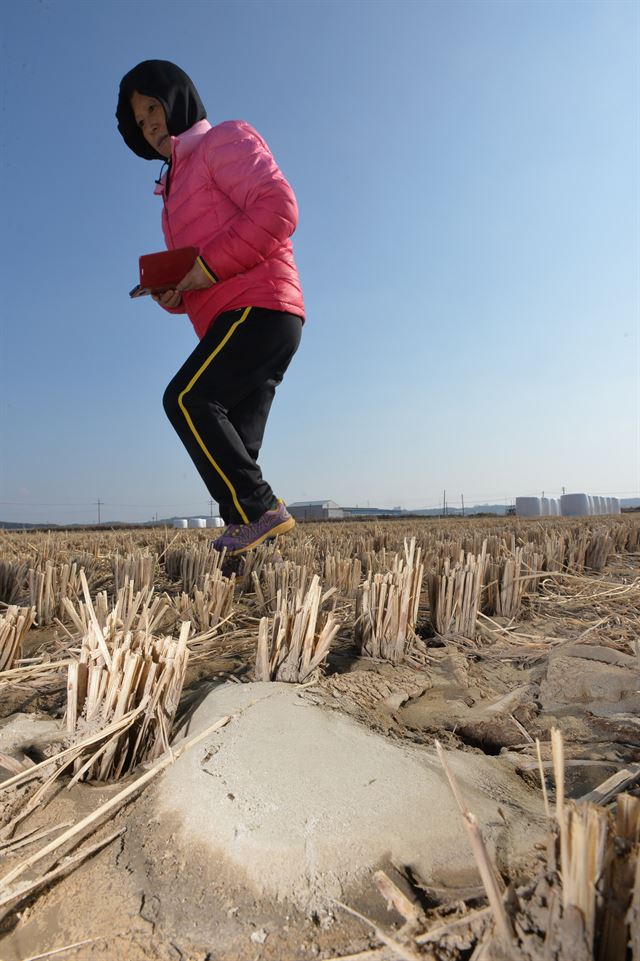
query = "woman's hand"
xmin=150 ymin=259 xmax=212 ymax=309
xmin=152 ymin=288 xmax=183 ymax=309
xmin=176 ymin=259 xmax=214 ymax=292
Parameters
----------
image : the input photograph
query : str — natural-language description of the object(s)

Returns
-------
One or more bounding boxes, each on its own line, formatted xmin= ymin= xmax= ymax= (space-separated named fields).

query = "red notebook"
xmin=129 ymin=247 xmax=199 ymax=298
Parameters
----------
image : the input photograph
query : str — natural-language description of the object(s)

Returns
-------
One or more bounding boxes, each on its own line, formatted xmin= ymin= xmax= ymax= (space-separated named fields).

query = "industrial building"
xmin=287 ymin=500 xmax=345 ymax=522
xmin=343 ymin=506 xmax=405 ymax=517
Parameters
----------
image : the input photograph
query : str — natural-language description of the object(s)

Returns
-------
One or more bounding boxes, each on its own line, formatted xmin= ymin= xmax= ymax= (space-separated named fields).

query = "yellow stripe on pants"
xmin=178 ymin=307 xmax=253 ymax=524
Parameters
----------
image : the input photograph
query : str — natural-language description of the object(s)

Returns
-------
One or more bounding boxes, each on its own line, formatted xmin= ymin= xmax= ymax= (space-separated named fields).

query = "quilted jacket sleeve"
xmin=197 ymin=123 xmax=298 ymax=282
xmin=160 ymin=300 xmax=187 ymax=315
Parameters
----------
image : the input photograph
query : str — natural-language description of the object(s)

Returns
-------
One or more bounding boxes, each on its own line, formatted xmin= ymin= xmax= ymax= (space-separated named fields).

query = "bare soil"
xmin=1 ymin=517 xmax=639 ymax=960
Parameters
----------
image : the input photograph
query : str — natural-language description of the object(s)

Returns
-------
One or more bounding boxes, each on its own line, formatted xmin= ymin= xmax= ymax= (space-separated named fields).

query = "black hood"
xmin=116 ymin=60 xmax=207 ymax=160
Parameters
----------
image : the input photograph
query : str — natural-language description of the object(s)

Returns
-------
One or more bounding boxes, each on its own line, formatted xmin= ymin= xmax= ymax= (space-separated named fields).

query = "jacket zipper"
xmin=163 ymin=193 xmax=177 ymax=249
xmin=158 ymin=156 xmax=177 ymax=249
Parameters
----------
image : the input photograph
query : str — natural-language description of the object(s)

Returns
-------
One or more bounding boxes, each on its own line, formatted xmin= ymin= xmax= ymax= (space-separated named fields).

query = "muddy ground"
xmin=0 ymin=517 xmax=638 ymax=960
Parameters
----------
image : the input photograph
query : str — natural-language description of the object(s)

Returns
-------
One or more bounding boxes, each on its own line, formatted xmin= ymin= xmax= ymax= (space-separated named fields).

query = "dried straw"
xmin=551 ymin=728 xmax=610 ymax=952
xmin=252 ymin=560 xmax=313 ymax=614
xmin=27 ymin=561 xmax=86 ymax=626
xmin=435 ymin=740 xmax=514 ymax=951
xmin=323 ymin=553 xmax=363 ymax=597
xmin=164 ymin=545 xmax=226 ymax=593
xmin=65 ymin=574 xmax=190 ymax=780
xmin=255 ymin=574 xmax=340 ymax=682
xmin=62 ymin=577 xmax=170 ymax=640
xmin=112 ymin=551 xmax=157 ymax=593
xmin=166 ymin=568 xmax=235 ymax=633
xmin=0 ymin=559 xmax=29 ymax=606
xmin=355 ymin=539 xmax=423 ymax=664
xmin=427 ymin=543 xmax=487 ymax=638
xmin=0 ymin=605 xmax=36 ymax=671
xmin=0 ymin=714 xmax=232 ymax=892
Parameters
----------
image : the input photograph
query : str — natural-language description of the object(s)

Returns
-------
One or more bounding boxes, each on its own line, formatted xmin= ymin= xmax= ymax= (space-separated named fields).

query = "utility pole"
xmin=209 ymin=498 xmax=214 ymax=517
xmin=461 ymin=494 xmax=465 ymax=516
xmin=95 ymin=499 xmax=102 ymax=525
xmin=442 ymin=489 xmax=446 ymax=517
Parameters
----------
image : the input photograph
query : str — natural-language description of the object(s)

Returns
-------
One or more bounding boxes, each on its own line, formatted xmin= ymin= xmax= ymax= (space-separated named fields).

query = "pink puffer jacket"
xmin=154 ymin=119 xmax=305 ymax=339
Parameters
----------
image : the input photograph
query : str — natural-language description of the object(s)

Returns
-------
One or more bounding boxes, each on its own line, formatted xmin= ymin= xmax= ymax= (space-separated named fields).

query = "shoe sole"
xmin=227 ymin=516 xmax=296 ymax=555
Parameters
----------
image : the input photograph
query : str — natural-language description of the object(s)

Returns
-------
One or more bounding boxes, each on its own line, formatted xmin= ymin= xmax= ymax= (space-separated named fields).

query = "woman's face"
xmin=130 ymin=91 xmax=172 ymax=158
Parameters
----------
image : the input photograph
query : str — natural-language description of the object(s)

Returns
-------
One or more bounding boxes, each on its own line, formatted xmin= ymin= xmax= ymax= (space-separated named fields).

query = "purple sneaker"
xmin=211 ymin=524 xmax=238 ymax=553
xmin=213 ymin=501 xmax=295 ymax=555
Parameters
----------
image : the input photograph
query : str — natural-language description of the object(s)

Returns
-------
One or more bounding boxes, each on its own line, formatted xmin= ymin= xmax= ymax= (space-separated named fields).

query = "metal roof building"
xmin=288 ymin=500 xmax=344 ymax=522
xmin=342 ymin=506 xmax=405 ymax=517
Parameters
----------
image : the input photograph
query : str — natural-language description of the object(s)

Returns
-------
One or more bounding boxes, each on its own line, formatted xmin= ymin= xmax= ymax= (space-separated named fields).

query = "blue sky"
xmin=1 ymin=0 xmax=638 ymax=524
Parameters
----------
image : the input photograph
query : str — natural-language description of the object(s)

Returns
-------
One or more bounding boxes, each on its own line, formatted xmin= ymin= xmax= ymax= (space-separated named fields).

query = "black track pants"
xmin=163 ymin=307 xmax=302 ymax=524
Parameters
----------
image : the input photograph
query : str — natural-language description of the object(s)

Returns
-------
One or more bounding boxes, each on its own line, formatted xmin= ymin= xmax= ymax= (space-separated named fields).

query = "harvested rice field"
xmin=0 ymin=516 xmax=639 ymax=961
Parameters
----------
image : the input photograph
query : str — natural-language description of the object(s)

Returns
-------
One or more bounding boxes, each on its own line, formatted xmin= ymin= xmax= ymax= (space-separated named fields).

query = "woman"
xmin=116 ymin=60 xmax=305 ymax=553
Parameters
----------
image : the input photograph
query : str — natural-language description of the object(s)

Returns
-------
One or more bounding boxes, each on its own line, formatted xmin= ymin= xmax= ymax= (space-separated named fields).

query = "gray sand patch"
xmin=0 ymin=713 xmax=62 ymax=758
xmin=156 ymin=682 xmax=545 ymax=907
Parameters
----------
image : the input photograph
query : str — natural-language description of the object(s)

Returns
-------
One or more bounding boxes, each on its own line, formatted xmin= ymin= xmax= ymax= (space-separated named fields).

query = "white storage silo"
xmin=549 ymin=498 xmax=560 ymax=516
xmin=597 ymin=496 xmax=606 ymax=515
xmin=206 ymin=517 xmax=224 ymax=528
xmin=516 ymin=497 xmax=541 ymax=517
xmin=172 ymin=518 xmax=188 ymax=529
xmin=188 ymin=517 xmax=207 ymax=528
xmin=612 ymin=497 xmax=621 ymax=514
xmin=561 ymin=493 xmax=591 ymax=516
xmin=540 ymin=497 xmax=550 ymax=516
xmin=587 ymin=495 xmax=597 ymax=515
